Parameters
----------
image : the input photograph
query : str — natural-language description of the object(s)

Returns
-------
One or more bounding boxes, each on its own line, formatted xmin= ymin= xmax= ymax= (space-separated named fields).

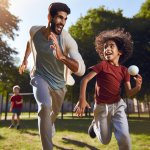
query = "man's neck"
xmin=42 ymin=26 xmax=58 ymax=40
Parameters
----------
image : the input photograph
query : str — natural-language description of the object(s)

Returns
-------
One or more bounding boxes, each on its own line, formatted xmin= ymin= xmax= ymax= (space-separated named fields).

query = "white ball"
xmin=128 ymin=65 xmax=139 ymax=76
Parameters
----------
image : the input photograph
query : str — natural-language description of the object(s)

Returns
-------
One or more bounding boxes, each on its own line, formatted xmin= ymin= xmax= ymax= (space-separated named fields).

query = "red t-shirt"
xmin=90 ymin=60 xmax=130 ymax=104
xmin=10 ymin=95 xmax=23 ymax=109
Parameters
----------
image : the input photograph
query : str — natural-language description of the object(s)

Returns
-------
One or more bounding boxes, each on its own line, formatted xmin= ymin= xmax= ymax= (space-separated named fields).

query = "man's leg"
xmin=50 ymin=87 xmax=67 ymax=123
xmin=93 ymin=103 xmax=112 ymax=145
xmin=31 ymin=76 xmax=53 ymax=150
xmin=112 ymin=99 xmax=131 ymax=150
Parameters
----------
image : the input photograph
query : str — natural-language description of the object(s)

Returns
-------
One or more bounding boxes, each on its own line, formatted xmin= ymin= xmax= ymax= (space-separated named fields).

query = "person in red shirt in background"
xmin=74 ymin=28 xmax=142 ymax=150
xmin=9 ymin=85 xmax=23 ymax=129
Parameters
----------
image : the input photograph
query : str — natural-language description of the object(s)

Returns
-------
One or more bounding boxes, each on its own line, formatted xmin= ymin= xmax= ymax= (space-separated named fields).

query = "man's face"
xmin=51 ymin=11 xmax=68 ymax=35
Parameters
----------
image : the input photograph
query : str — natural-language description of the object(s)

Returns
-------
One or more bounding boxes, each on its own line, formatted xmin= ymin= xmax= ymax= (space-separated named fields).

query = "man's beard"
xmin=50 ymin=19 xmax=63 ymax=35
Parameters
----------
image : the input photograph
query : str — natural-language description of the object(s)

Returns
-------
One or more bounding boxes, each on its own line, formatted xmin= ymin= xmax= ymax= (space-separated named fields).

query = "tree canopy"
xmin=0 ymin=0 xmax=32 ymax=95
xmin=69 ymin=0 xmax=150 ymax=101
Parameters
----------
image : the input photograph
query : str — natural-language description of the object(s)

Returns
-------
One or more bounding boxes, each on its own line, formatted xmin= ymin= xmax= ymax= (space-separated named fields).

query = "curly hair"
xmin=48 ymin=2 xmax=71 ymax=18
xmin=95 ymin=28 xmax=133 ymax=64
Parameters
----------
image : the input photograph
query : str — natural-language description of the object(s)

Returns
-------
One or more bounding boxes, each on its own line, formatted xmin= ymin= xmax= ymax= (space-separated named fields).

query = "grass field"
xmin=0 ymin=115 xmax=150 ymax=150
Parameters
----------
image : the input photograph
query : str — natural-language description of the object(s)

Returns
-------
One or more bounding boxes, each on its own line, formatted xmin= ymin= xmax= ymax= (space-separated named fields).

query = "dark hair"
xmin=95 ymin=28 xmax=133 ymax=64
xmin=49 ymin=2 xmax=71 ymax=18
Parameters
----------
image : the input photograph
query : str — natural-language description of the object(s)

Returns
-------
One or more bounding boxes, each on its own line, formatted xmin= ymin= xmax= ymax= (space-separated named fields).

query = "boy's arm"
xmin=124 ymin=74 xmax=142 ymax=97
xmin=74 ymin=71 xmax=97 ymax=117
xmin=16 ymin=99 xmax=23 ymax=104
xmin=9 ymin=99 xmax=13 ymax=112
xmin=19 ymin=41 xmax=31 ymax=74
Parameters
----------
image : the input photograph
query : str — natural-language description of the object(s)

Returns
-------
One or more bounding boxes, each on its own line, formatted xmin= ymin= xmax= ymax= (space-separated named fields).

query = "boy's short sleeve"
xmin=10 ymin=96 xmax=14 ymax=102
xmin=89 ymin=61 xmax=105 ymax=74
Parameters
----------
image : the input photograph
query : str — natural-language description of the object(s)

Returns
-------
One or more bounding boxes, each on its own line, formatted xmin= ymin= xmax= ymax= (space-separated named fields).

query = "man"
xmin=19 ymin=2 xmax=85 ymax=150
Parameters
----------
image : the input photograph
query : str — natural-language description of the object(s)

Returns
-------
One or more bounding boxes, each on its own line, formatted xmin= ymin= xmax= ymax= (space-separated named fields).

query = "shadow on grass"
xmin=20 ymin=130 xmax=39 ymax=136
xmin=0 ymin=119 xmax=38 ymax=130
xmin=128 ymin=119 xmax=150 ymax=135
xmin=53 ymin=144 xmax=73 ymax=150
xmin=1 ymin=118 xmax=150 ymax=135
xmin=0 ymin=135 xmax=5 ymax=140
xmin=62 ymin=137 xmax=99 ymax=150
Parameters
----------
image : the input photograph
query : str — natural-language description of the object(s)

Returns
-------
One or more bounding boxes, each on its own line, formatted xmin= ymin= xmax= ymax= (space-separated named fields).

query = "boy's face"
xmin=13 ymin=88 xmax=20 ymax=95
xmin=50 ymin=11 xmax=68 ymax=35
xmin=103 ymin=40 xmax=122 ymax=62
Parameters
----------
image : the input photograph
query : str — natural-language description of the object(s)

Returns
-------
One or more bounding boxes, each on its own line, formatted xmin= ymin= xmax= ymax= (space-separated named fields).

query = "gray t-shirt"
xmin=33 ymin=29 xmax=65 ymax=90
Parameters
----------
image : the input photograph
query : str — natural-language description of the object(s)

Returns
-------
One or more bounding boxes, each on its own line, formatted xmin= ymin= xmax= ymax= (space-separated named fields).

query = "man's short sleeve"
xmin=62 ymin=30 xmax=86 ymax=76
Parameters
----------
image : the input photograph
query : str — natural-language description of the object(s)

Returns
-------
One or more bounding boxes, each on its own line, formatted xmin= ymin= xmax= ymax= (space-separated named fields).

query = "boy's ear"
xmin=118 ymin=51 xmax=123 ymax=56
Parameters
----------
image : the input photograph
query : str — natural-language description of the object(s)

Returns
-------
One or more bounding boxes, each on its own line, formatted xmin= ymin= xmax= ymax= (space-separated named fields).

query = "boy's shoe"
xmin=9 ymin=124 xmax=15 ymax=129
xmin=16 ymin=125 xmax=20 ymax=130
xmin=88 ymin=123 xmax=96 ymax=138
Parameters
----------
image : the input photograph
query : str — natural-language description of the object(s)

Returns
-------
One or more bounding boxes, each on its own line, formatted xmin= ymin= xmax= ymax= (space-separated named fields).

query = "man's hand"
xmin=74 ymin=99 xmax=91 ymax=117
xmin=19 ymin=60 xmax=28 ymax=74
xmin=48 ymin=32 xmax=65 ymax=60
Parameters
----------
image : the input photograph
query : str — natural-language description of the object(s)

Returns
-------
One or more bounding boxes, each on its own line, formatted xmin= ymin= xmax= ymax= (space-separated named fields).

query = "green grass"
xmin=0 ymin=116 xmax=150 ymax=150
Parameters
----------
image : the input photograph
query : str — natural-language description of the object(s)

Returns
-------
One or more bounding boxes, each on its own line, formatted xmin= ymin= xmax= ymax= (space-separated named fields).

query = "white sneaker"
xmin=52 ymin=124 xmax=56 ymax=137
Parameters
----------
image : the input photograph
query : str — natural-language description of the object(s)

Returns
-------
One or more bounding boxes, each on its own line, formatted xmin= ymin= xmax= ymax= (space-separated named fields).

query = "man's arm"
xmin=49 ymin=32 xmax=85 ymax=76
xmin=19 ymin=41 xmax=31 ymax=74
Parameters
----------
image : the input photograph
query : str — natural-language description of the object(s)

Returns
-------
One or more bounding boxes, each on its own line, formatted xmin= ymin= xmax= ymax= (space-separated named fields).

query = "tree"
xmin=69 ymin=5 xmax=150 ymax=101
xmin=135 ymin=0 xmax=150 ymax=18
xmin=0 ymin=0 xmax=20 ymax=85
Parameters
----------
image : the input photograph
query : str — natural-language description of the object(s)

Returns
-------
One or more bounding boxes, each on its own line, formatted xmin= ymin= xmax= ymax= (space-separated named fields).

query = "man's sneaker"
xmin=9 ymin=124 xmax=15 ymax=129
xmin=88 ymin=123 xmax=96 ymax=138
xmin=16 ymin=125 xmax=20 ymax=130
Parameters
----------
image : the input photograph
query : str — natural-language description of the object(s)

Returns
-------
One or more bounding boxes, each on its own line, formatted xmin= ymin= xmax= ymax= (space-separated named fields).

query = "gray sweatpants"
xmin=30 ymin=75 xmax=67 ymax=150
xmin=93 ymin=99 xmax=131 ymax=150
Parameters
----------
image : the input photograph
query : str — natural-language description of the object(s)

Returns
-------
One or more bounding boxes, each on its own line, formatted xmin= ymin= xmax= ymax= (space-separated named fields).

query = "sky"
xmin=9 ymin=0 xmax=146 ymax=69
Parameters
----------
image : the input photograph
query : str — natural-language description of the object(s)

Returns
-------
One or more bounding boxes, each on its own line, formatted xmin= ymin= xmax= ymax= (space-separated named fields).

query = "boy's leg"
xmin=12 ymin=113 xmax=15 ymax=125
xmin=16 ymin=110 xmax=22 ymax=129
xmin=16 ymin=109 xmax=21 ymax=125
xmin=50 ymin=87 xmax=67 ymax=123
xmin=16 ymin=115 xmax=20 ymax=129
xmin=31 ymin=76 xmax=53 ymax=150
xmin=112 ymin=99 xmax=131 ymax=150
xmin=93 ymin=103 xmax=112 ymax=144
xmin=17 ymin=115 xmax=20 ymax=125
xmin=9 ymin=113 xmax=15 ymax=128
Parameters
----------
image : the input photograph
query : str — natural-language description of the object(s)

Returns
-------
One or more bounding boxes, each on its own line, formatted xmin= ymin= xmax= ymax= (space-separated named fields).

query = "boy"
xmin=9 ymin=85 xmax=23 ymax=129
xmin=74 ymin=28 xmax=142 ymax=150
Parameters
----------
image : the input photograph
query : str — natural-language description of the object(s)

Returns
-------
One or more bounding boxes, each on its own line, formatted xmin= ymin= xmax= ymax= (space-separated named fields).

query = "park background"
xmin=0 ymin=0 xmax=150 ymax=149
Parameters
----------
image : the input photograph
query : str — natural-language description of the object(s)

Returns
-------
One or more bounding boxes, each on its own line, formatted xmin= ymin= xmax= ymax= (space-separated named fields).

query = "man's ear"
xmin=48 ymin=14 xmax=52 ymax=23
